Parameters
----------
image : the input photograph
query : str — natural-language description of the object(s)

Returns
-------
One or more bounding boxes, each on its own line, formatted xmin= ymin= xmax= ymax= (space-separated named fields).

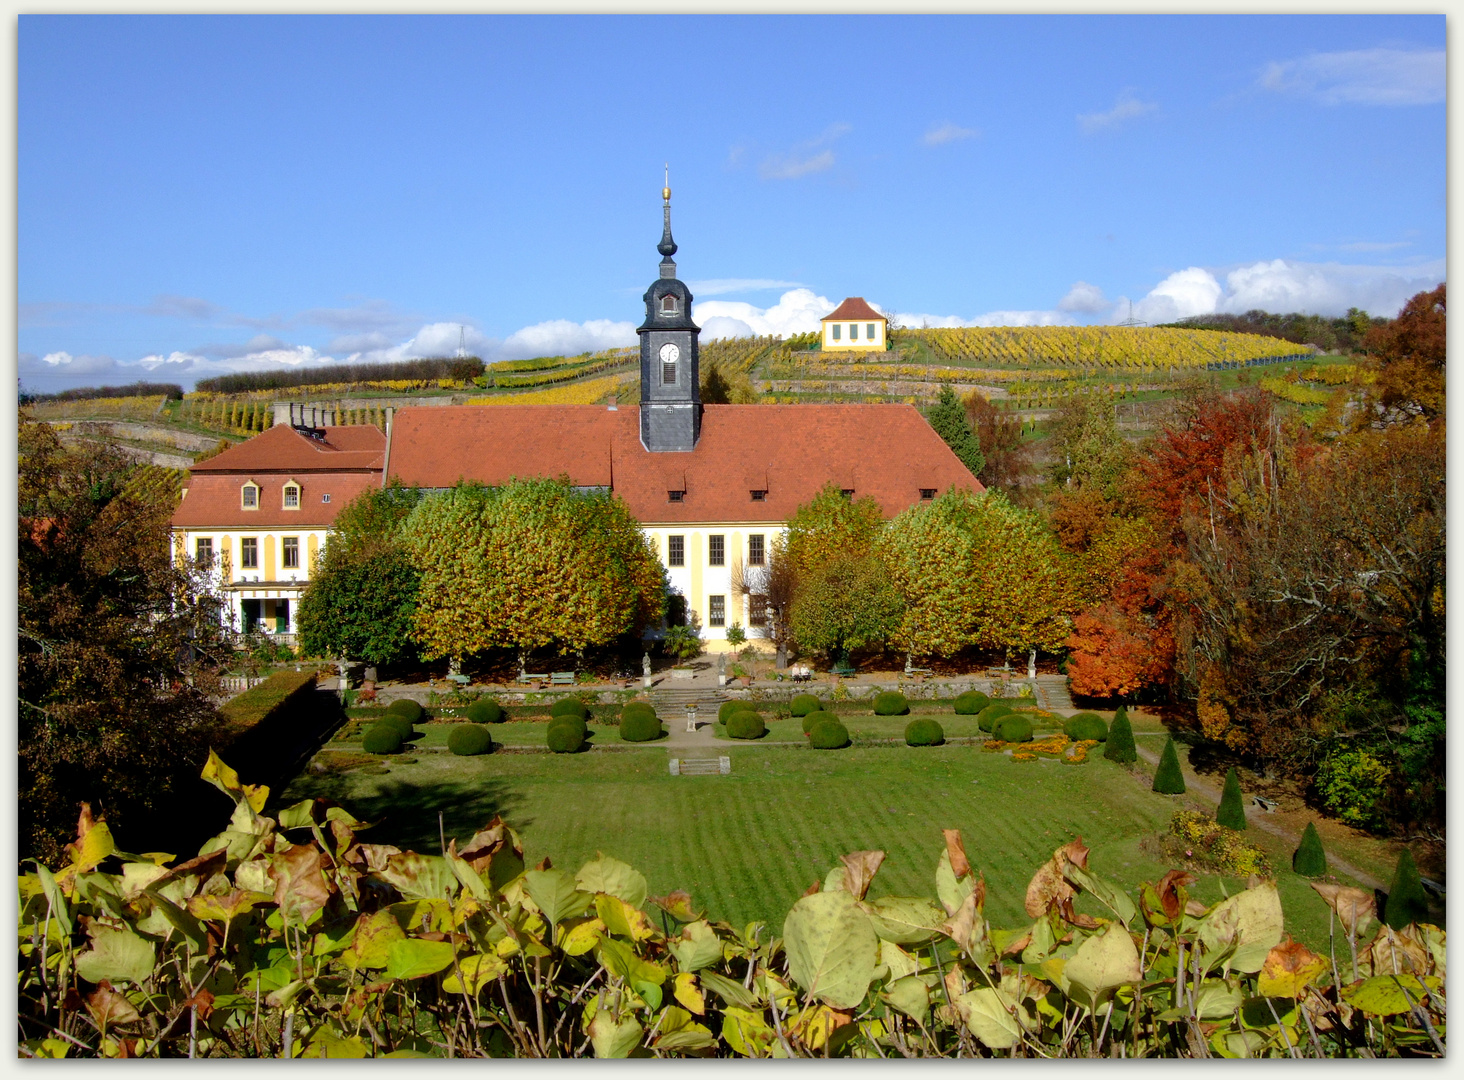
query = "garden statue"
xmin=642 ymin=651 xmax=652 ymax=688
xmin=1028 ymin=648 xmax=1037 ymax=679
xmin=717 ymin=652 xmax=726 ymax=686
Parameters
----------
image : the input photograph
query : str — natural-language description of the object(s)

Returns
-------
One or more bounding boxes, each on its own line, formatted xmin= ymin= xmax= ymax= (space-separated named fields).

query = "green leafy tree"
xmin=1104 ymin=707 xmax=1137 ymax=764
xmin=783 ymin=482 xmax=885 ymax=579
xmin=402 ymin=477 xmax=665 ymax=661
xmin=1383 ymin=848 xmax=1429 ymax=929
xmin=876 ymin=488 xmax=1073 ymax=658
xmin=1048 ymin=395 xmax=1131 ymax=498
xmin=1216 ymin=767 xmax=1247 ymax=830
xmin=788 ymin=556 xmax=905 ymax=661
xmin=1292 ymin=822 xmax=1327 ymax=877
xmin=18 ymin=414 xmax=231 ymax=861
xmin=926 ymin=385 xmax=985 ymax=478
xmin=298 ymin=481 xmax=422 ymax=664
xmin=1152 ymin=737 xmax=1186 ymax=794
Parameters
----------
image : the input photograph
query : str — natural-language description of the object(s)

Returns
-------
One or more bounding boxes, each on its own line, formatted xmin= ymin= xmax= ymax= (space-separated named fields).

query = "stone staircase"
xmin=1033 ymin=675 xmax=1074 ymax=711
xmin=670 ymin=756 xmax=731 ymax=776
xmin=647 ymin=686 xmax=728 ymax=714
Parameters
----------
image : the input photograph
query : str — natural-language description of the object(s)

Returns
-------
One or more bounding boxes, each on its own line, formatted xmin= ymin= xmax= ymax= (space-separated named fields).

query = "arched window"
xmin=282 ymin=482 xmax=301 ymax=509
xmin=661 ymin=294 xmax=678 ymax=314
xmin=241 ymin=482 xmax=259 ymax=510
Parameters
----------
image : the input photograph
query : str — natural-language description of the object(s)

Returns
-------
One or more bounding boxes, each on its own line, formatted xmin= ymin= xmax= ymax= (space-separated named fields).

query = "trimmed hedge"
xmin=790 ymin=694 xmax=822 ymax=717
xmin=387 ymin=699 xmax=424 ymax=724
xmin=220 ymin=668 xmax=320 ymax=735
xmin=802 ymin=710 xmax=838 ymax=735
xmin=727 ymin=713 xmax=766 ymax=740
xmin=809 ymin=718 xmax=850 ymax=749
xmin=873 ymin=691 xmax=909 ymax=716
xmin=448 ymin=724 xmax=493 ymax=756
xmin=953 ymin=691 xmax=990 ymax=716
xmin=1063 ymin=712 xmax=1109 ymax=742
xmin=465 ymin=699 xmax=503 ymax=726
xmin=976 ymin=703 xmax=1014 ymax=733
xmin=1216 ymin=767 xmax=1247 ymax=830
xmin=547 ymin=721 xmax=585 ymax=754
xmin=622 ymin=702 xmax=657 ymax=724
xmin=1384 ymin=849 xmax=1429 ymax=929
xmin=549 ymin=697 xmax=589 ymax=721
xmin=620 ymin=711 xmax=664 ymax=743
xmin=1153 ymin=737 xmax=1186 ymax=794
xmin=362 ymin=724 xmax=403 ymax=755
xmin=905 ymin=718 xmax=944 ymax=746
xmin=718 ymin=699 xmax=759 ymax=724
xmin=1104 ymin=708 xmax=1137 ymax=764
xmin=994 ymin=715 xmax=1033 ymax=744
xmin=548 ymin=714 xmax=587 ymax=740
xmin=1292 ymin=822 xmax=1327 ymax=877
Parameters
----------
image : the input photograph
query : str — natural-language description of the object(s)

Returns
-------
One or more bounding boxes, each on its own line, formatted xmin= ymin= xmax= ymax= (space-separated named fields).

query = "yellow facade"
xmin=640 ymin=520 xmax=784 ymax=652
xmin=821 ymin=315 xmax=887 ymax=352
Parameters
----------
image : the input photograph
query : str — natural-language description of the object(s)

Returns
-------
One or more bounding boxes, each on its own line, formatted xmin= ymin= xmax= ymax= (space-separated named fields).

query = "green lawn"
xmin=278 ymin=733 xmax=1373 ymax=955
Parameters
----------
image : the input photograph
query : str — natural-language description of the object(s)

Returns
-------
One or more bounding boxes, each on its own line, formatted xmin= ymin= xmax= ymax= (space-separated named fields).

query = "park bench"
xmin=518 ymin=671 xmax=549 ymax=685
xmin=1252 ymin=795 xmax=1278 ymax=812
xmin=550 ymin=671 xmax=577 ymax=686
xmin=446 ymin=673 xmax=471 ymax=687
xmin=904 ymin=661 xmax=934 ymax=678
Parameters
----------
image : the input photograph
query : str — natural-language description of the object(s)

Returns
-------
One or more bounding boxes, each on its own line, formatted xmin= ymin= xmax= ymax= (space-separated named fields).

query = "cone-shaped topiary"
xmin=448 ymin=724 xmax=493 ymax=756
xmin=620 ymin=710 xmax=663 ymax=743
xmin=549 ymin=697 xmax=589 ymax=720
xmin=547 ymin=722 xmax=585 ymax=754
xmin=802 ymin=709 xmax=838 ymax=735
xmin=905 ymin=718 xmax=944 ymax=746
xmin=994 ymin=715 xmax=1034 ymax=744
xmin=1152 ymin=737 xmax=1186 ymax=794
xmin=1292 ymin=821 xmax=1328 ymax=877
xmin=1216 ymin=767 xmax=1248 ymax=830
xmin=954 ymin=691 xmax=990 ymax=715
xmin=809 ymin=718 xmax=849 ymax=749
xmin=465 ymin=698 xmax=503 ymax=725
xmin=718 ymin=699 xmax=758 ymax=724
xmin=727 ymin=713 xmax=766 ymax=740
xmin=1064 ymin=712 xmax=1109 ymax=742
xmin=790 ymin=694 xmax=822 ymax=717
xmin=873 ymin=691 xmax=909 ymax=716
xmin=387 ymin=699 xmax=424 ymax=724
xmin=1384 ymin=848 xmax=1430 ymax=929
xmin=976 ymin=703 xmax=1014 ymax=733
xmin=1104 ymin=707 xmax=1137 ymax=764
xmin=362 ymin=724 xmax=403 ymax=755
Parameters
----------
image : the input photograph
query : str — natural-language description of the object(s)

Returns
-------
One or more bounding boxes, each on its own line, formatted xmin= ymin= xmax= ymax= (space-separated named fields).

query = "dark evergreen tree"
xmin=926 ymin=385 xmax=986 ymax=479
xmin=1216 ymin=767 xmax=1248 ymax=830
xmin=1292 ymin=822 xmax=1327 ymax=877
xmin=1104 ymin=706 xmax=1137 ymax=763
xmin=1152 ymin=736 xmax=1186 ymax=794
xmin=1384 ymin=848 xmax=1430 ymax=929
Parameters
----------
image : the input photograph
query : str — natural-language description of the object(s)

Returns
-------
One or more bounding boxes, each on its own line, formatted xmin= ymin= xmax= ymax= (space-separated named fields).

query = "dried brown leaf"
xmin=838 ymin=850 xmax=886 ymax=901
xmin=943 ymin=829 xmax=971 ymax=880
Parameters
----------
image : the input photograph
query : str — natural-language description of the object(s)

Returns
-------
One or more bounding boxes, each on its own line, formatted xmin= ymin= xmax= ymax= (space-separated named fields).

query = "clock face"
xmin=659 ymin=342 xmax=681 ymax=364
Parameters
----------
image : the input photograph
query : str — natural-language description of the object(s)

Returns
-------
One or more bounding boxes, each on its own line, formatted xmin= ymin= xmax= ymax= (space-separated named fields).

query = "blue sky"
xmin=19 ymin=13 xmax=1446 ymax=392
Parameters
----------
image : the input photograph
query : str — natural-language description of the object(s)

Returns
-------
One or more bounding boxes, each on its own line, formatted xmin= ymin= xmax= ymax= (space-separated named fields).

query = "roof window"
xmin=920 ymin=488 xmax=936 ymax=501
xmin=661 ymin=294 xmax=678 ymax=314
xmin=283 ymin=482 xmax=301 ymax=509
xmin=750 ymin=489 xmax=767 ymax=502
xmin=668 ymin=490 xmax=685 ymax=503
xmin=241 ymin=482 xmax=259 ymax=510
xmin=840 ymin=488 xmax=855 ymax=499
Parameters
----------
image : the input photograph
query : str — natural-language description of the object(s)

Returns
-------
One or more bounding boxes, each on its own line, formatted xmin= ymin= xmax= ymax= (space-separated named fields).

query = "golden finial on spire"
xmin=662 ymin=163 xmax=671 ymax=202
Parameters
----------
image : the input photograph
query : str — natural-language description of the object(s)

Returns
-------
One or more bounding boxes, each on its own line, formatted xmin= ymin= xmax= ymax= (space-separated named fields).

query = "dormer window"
xmin=661 ymin=294 xmax=678 ymax=314
xmin=840 ymin=489 xmax=855 ymax=498
xmin=283 ymin=482 xmax=301 ymax=509
xmin=920 ymin=488 xmax=937 ymax=501
xmin=750 ymin=489 xmax=767 ymax=502
xmin=241 ymin=482 xmax=259 ymax=509
xmin=668 ymin=490 xmax=685 ymax=503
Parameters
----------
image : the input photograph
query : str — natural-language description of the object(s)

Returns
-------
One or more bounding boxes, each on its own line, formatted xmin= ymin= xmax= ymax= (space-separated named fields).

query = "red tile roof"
xmin=387 ymin=404 xmax=982 ymax=523
xmin=188 ymin=423 xmax=385 ymax=473
xmin=821 ymin=297 xmax=886 ymax=323
xmin=172 ymin=471 xmax=381 ymax=529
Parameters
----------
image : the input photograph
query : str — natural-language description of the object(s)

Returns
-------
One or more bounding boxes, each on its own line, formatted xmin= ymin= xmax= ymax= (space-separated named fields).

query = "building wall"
xmin=821 ymin=319 xmax=886 ymax=351
xmin=172 ymin=524 xmax=331 ymax=636
xmin=640 ymin=521 xmax=786 ymax=652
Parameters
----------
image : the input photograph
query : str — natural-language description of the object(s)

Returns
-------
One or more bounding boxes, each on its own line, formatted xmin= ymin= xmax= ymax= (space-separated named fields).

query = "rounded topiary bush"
xmin=727 ymin=712 xmax=766 ymax=740
xmin=622 ymin=702 xmax=657 ymax=724
xmin=718 ymin=699 xmax=758 ymax=724
xmin=993 ymin=715 xmax=1034 ymax=744
xmin=802 ymin=709 xmax=838 ymax=735
xmin=809 ymin=718 xmax=850 ymax=749
xmin=549 ymin=713 xmax=587 ymax=739
xmin=905 ymin=718 xmax=945 ymax=746
xmin=1063 ymin=712 xmax=1109 ymax=742
xmin=549 ymin=697 xmax=589 ymax=721
xmin=954 ymin=691 xmax=990 ymax=715
xmin=790 ymin=694 xmax=822 ymax=717
xmin=362 ymin=724 xmax=403 ymax=755
xmin=873 ymin=691 xmax=909 ymax=716
xmin=620 ymin=710 xmax=664 ymax=743
xmin=465 ymin=698 xmax=504 ymax=726
xmin=448 ymin=724 xmax=493 ymax=756
xmin=379 ymin=712 xmax=416 ymax=739
xmin=547 ymin=721 xmax=585 ymax=754
xmin=387 ymin=699 xmax=424 ymax=725
xmin=976 ymin=703 xmax=1014 ymax=732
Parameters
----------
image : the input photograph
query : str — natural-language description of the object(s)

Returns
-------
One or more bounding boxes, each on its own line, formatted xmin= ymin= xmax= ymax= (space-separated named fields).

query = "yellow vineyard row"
xmin=26 ymin=395 xmax=168 ymax=422
xmin=467 ymin=372 xmax=633 ymax=407
xmin=910 ymin=325 xmax=1311 ymax=369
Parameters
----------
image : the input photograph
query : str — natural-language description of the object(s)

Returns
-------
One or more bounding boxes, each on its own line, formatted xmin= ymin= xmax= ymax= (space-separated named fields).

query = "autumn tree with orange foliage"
xmin=1064 ymin=603 xmax=1175 ymax=699
xmin=1364 ymin=282 xmax=1444 ymax=424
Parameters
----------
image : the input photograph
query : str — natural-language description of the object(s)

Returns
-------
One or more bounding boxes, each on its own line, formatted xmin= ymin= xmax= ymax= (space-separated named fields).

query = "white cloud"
xmin=497 ymin=318 xmax=636 ymax=359
xmin=891 ymin=308 xmax=1076 ymax=329
xmin=759 ymin=123 xmax=851 ymax=180
xmin=1057 ymin=281 xmax=1109 ymax=313
xmin=1259 ymin=48 xmax=1444 ymax=106
xmin=687 ymin=278 xmax=803 ymax=296
xmin=1078 ymin=90 xmax=1158 ymax=134
xmin=693 ymin=288 xmax=837 ymax=338
xmin=1129 ymin=258 xmax=1444 ymax=323
xmin=923 ymin=122 xmax=978 ymax=146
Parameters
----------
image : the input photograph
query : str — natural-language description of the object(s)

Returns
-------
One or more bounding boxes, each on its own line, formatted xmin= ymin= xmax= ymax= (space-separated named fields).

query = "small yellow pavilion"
xmin=820 ymin=297 xmax=888 ymax=352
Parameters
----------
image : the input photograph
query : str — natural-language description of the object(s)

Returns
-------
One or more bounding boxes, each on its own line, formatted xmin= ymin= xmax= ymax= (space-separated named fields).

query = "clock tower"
xmin=637 ymin=171 xmax=701 ymax=452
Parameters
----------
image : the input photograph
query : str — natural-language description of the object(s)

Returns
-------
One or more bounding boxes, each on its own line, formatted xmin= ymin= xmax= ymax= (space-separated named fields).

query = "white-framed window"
xmin=283 ymin=482 xmax=300 ymax=509
xmin=241 ymin=482 xmax=259 ymax=509
xmin=321 ymin=493 xmax=331 ymax=504
xmin=831 ymin=324 xmax=841 ymax=341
